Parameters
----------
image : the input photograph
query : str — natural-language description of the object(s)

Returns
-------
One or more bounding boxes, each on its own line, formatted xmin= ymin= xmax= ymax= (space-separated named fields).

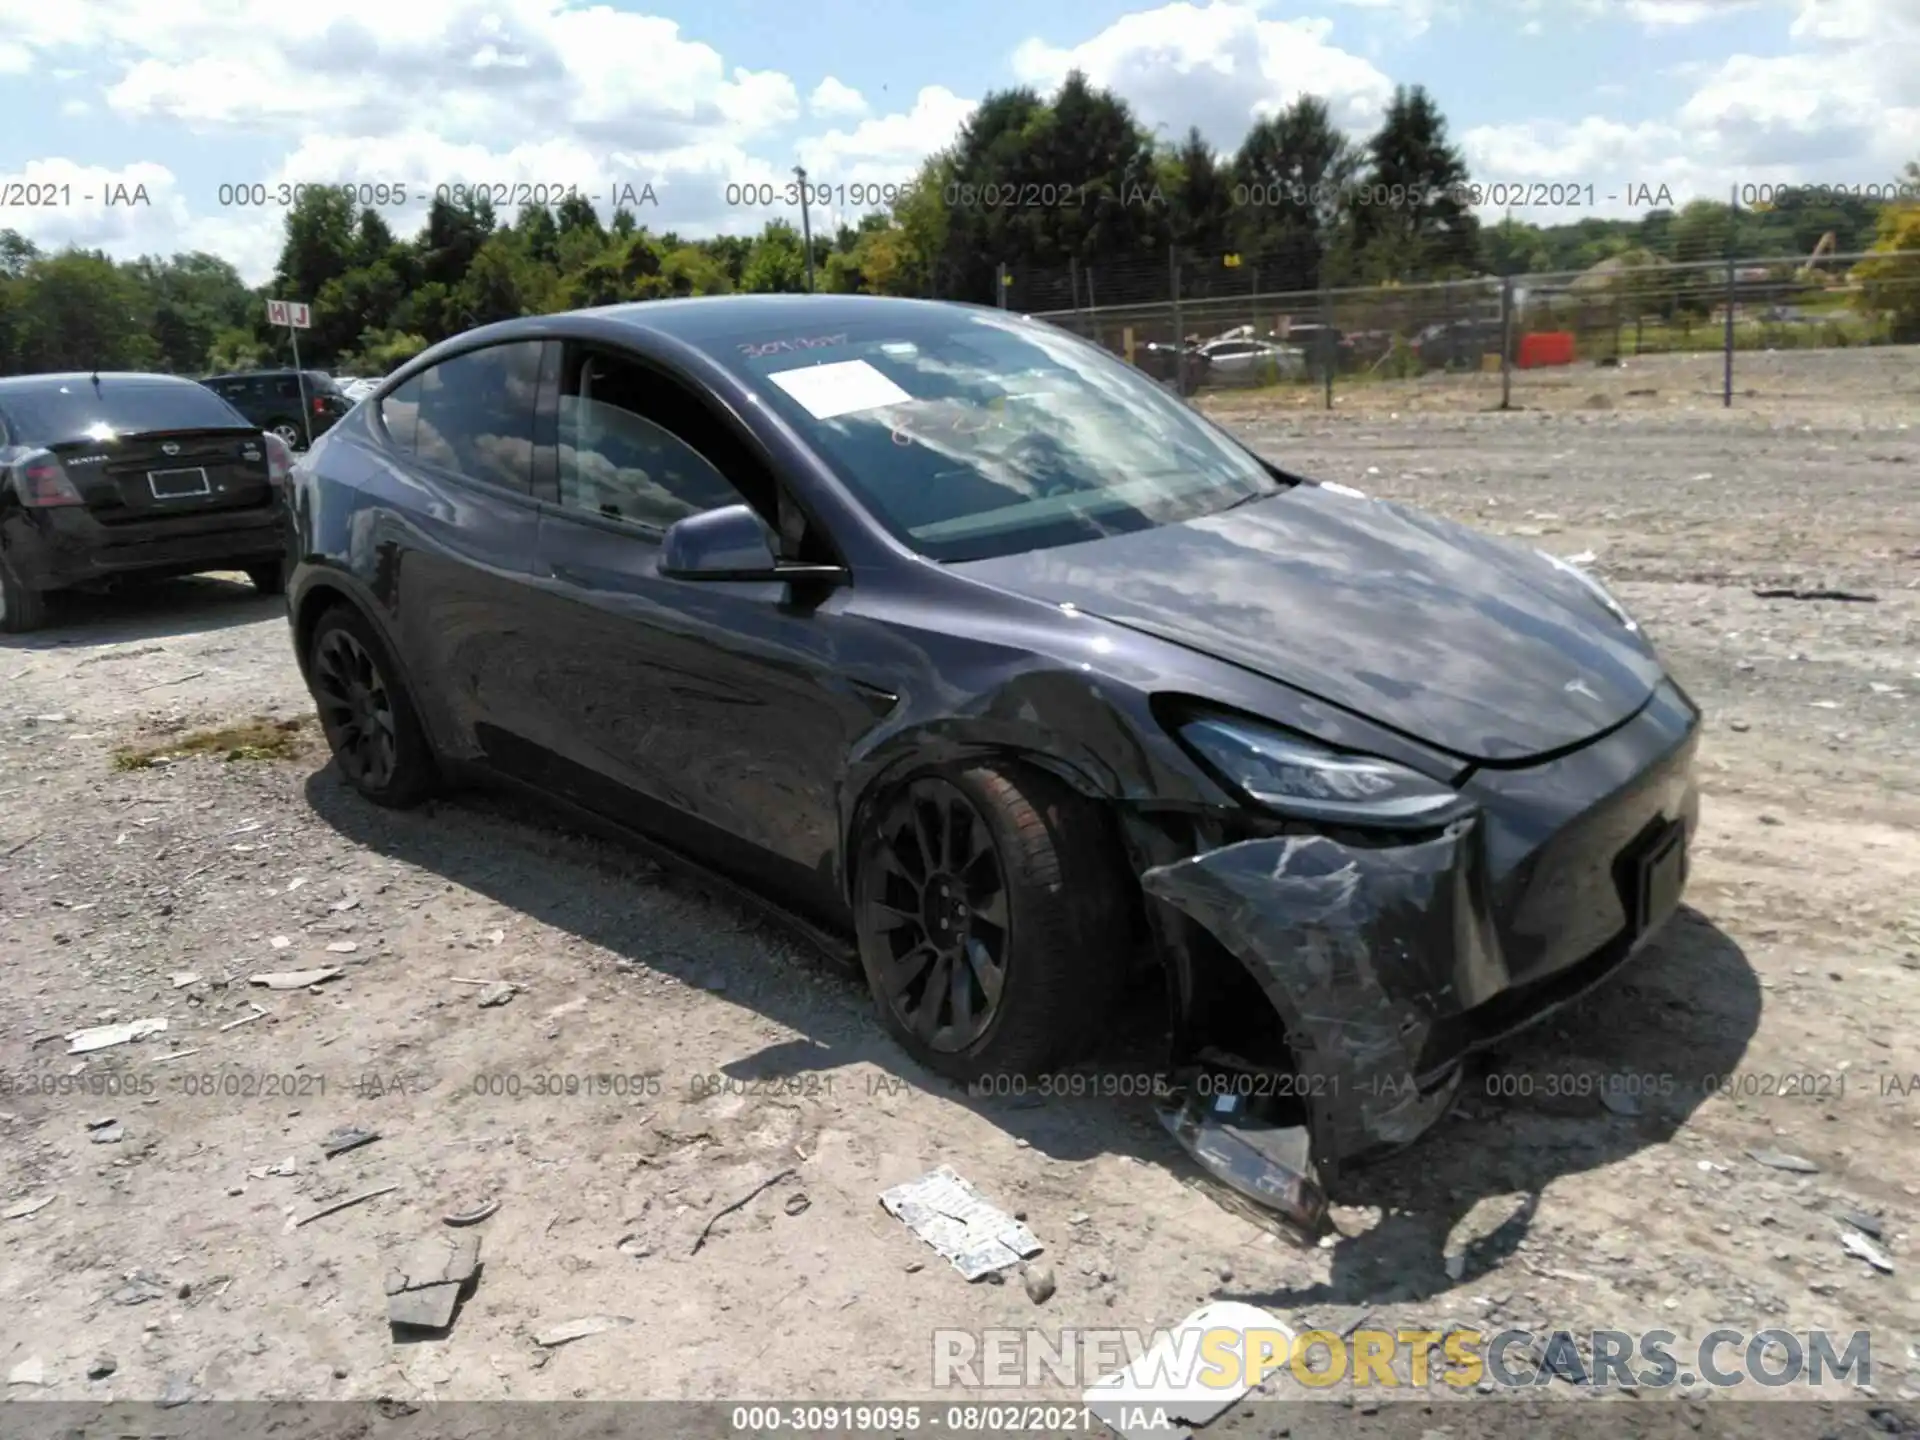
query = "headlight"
xmin=1541 ymin=550 xmax=1637 ymax=633
xmin=1180 ymin=716 xmax=1469 ymax=828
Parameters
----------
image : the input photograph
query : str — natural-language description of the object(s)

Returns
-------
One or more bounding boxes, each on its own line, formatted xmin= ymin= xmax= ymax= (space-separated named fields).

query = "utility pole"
xmin=1723 ymin=183 xmax=1737 ymax=408
xmin=794 ymin=165 xmax=816 ymax=293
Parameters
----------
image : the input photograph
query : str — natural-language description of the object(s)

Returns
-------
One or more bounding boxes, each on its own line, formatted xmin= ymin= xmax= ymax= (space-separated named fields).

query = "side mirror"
xmin=659 ymin=503 xmax=847 ymax=585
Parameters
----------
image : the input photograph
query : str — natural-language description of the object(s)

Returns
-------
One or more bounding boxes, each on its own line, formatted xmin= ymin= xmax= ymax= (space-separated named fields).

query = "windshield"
xmin=0 ymin=378 xmax=250 ymax=446
xmin=709 ymin=310 xmax=1281 ymax=562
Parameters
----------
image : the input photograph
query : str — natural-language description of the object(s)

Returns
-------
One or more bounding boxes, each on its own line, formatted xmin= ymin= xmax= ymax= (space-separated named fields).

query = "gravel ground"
xmin=1 ymin=346 xmax=1917 ymax=1429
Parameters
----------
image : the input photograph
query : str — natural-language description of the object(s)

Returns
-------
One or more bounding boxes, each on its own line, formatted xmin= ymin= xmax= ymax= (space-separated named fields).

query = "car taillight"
xmin=12 ymin=450 xmax=85 ymax=507
xmin=262 ymin=431 xmax=295 ymax=486
xmin=313 ymin=395 xmax=329 ymax=414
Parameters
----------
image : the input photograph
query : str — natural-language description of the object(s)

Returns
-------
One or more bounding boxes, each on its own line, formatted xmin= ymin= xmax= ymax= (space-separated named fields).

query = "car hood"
xmin=950 ymin=484 xmax=1664 ymax=763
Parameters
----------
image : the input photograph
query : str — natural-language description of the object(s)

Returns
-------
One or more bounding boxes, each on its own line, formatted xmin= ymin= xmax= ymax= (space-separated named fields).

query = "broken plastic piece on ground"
xmin=1158 ymin=1089 xmax=1328 ymax=1235
xmin=321 ymin=1125 xmax=380 ymax=1158
xmin=879 ymin=1165 xmax=1042 ymax=1280
xmin=1084 ymin=1299 xmax=1290 ymax=1440
xmin=66 ymin=1017 xmax=167 ymax=1054
xmin=442 ymin=1198 xmax=500 ymax=1227
xmin=250 ymin=967 xmax=344 ymax=990
xmin=534 ymin=1314 xmax=633 ymax=1347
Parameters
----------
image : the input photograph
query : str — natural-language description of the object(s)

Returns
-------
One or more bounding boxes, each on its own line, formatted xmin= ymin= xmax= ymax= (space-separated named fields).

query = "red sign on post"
xmin=267 ymin=299 xmax=311 ymax=329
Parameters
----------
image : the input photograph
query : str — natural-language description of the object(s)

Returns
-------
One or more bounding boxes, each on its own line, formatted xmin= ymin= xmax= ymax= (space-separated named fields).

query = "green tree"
xmin=11 ymin=251 xmax=161 ymax=371
xmin=419 ymin=194 xmax=495 ymax=291
xmin=460 ymin=230 xmax=544 ymax=324
xmin=1853 ymin=193 xmax=1920 ymax=341
xmin=1166 ymin=127 xmax=1231 ymax=264
xmin=660 ymin=245 xmax=732 ymax=297
xmin=740 ymin=220 xmax=809 ymax=292
xmin=1230 ymin=95 xmax=1359 ymax=289
xmin=130 ymin=252 xmax=252 ymax=374
xmin=1350 ymin=84 xmax=1479 ymax=282
xmin=518 ymin=204 xmax=560 ymax=266
xmin=272 ymin=187 xmax=359 ymax=326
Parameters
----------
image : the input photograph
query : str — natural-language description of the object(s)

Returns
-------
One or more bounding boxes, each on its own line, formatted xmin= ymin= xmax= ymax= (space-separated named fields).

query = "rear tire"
xmin=306 ymin=604 xmax=436 ymax=808
xmin=246 ymin=561 xmax=286 ymax=596
xmin=0 ymin=560 xmax=48 ymax=634
xmin=853 ymin=761 xmax=1128 ymax=1084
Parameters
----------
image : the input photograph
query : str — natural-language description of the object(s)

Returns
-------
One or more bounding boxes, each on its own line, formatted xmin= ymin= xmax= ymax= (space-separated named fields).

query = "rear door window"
xmin=407 ymin=342 xmax=545 ymax=492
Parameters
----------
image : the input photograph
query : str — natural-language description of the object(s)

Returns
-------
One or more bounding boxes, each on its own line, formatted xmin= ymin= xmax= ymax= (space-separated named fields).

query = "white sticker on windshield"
xmin=768 ymin=359 xmax=912 ymax=420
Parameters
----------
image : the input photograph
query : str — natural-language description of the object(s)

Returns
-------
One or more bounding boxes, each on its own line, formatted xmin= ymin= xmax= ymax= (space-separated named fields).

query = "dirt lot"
xmin=2 ymin=346 xmax=1917 ymax=1427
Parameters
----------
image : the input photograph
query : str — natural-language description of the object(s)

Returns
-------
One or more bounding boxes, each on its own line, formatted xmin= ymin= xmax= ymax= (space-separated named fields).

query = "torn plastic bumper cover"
xmin=1142 ymin=821 xmax=1493 ymax=1231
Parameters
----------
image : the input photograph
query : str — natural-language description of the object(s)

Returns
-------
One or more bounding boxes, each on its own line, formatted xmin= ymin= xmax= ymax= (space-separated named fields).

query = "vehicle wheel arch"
xmin=837 ymin=737 xmax=1154 ymax=1019
xmin=840 ymin=738 xmax=1125 ymax=901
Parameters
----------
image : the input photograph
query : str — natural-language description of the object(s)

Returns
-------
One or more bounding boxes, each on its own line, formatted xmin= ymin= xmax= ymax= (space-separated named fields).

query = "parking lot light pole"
xmin=794 ymin=166 xmax=816 ymax=293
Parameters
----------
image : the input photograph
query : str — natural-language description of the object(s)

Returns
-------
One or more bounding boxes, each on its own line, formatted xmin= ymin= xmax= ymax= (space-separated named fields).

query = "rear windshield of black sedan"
xmin=706 ymin=312 xmax=1279 ymax=562
xmin=0 ymin=378 xmax=249 ymax=446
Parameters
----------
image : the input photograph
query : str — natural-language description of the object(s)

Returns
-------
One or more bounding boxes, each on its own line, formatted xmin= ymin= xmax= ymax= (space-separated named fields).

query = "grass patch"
xmin=113 ymin=716 xmax=310 ymax=770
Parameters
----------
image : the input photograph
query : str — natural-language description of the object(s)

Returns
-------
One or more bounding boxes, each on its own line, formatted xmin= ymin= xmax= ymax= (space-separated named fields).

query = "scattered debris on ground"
xmin=385 ymin=1230 xmax=483 ymax=1330
xmin=880 ymin=1166 xmax=1045 ymax=1280
xmin=533 ymin=1315 xmax=634 ymax=1348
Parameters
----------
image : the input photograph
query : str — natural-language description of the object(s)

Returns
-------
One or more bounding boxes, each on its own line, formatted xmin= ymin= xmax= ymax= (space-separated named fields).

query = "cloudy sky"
xmin=2 ymin=0 xmax=1915 ymax=284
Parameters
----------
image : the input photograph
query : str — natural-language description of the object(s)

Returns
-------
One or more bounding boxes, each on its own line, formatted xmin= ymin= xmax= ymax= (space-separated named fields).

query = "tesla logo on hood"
xmin=161 ymin=442 xmax=181 ymax=455
xmin=1564 ymin=677 xmax=1600 ymax=701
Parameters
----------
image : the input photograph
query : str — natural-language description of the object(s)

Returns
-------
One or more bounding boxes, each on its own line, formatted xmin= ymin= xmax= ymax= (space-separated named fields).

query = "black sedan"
xmin=1 ymin=372 xmax=295 ymax=632
xmin=280 ymin=295 xmax=1699 ymax=1223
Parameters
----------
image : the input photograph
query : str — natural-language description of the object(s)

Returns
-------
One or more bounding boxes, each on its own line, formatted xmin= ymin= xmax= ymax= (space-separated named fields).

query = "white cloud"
xmin=791 ymin=86 xmax=977 ymax=232
xmin=0 ymin=0 xmax=799 ymax=146
xmin=0 ymin=159 xmax=283 ymax=279
xmin=1470 ymin=0 xmax=1919 ymax=219
xmin=1323 ymin=0 xmax=1461 ymax=37
xmin=6 ymin=0 xmax=1918 ymax=288
xmin=1011 ymin=1 xmax=1396 ymax=145
xmin=1575 ymin=0 xmax=1763 ymax=26
xmin=1677 ymin=0 xmax=1919 ymax=170
xmin=1624 ymin=0 xmax=1758 ymax=25
xmin=808 ymin=76 xmax=868 ymax=119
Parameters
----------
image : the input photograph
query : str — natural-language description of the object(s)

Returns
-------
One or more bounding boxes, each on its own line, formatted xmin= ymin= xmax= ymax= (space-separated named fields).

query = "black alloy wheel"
xmin=313 ymin=625 xmax=398 ymax=790
xmin=864 ymin=775 xmax=1012 ymax=1052
xmin=306 ymin=606 xmax=436 ymax=807
xmin=853 ymin=762 xmax=1128 ymax=1082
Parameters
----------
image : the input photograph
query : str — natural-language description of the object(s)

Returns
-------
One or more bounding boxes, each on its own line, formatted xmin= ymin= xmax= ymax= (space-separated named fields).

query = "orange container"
xmin=1517 ymin=331 xmax=1575 ymax=368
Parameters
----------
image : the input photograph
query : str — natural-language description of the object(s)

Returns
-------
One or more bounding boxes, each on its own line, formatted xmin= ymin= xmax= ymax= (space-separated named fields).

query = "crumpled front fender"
xmin=1141 ymin=821 xmax=1495 ymax=1213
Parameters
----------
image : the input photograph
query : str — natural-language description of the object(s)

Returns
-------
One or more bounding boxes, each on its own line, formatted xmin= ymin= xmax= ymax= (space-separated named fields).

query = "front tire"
xmin=853 ymin=762 xmax=1128 ymax=1083
xmin=0 ymin=559 xmax=48 ymax=634
xmin=306 ymin=604 xmax=436 ymax=808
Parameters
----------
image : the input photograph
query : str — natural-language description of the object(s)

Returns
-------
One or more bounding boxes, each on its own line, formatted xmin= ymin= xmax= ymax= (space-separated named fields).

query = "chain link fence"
xmin=1011 ymin=246 xmax=1920 ymax=410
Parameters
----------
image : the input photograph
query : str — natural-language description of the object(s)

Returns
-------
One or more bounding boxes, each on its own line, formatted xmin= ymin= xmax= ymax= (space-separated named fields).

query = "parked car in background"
xmin=1278 ymin=323 xmax=1354 ymax=375
xmin=201 ymin=369 xmax=353 ymax=448
xmin=1414 ymin=318 xmax=1508 ymax=371
xmin=1133 ymin=340 xmax=1209 ymax=394
xmin=279 ymin=294 xmax=1698 ymax=1224
xmin=0 ymin=372 xmax=295 ymax=632
xmin=1196 ymin=336 xmax=1306 ymax=384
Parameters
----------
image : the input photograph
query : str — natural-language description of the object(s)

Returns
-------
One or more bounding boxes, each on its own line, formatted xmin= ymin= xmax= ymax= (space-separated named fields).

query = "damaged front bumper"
xmin=1140 ymin=681 xmax=1700 ymax=1232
